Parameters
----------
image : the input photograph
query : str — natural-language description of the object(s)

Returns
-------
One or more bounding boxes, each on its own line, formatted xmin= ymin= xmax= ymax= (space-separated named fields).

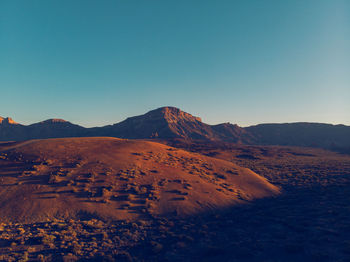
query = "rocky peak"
xmin=147 ymin=107 xmax=202 ymax=123
xmin=0 ymin=117 xmax=18 ymax=125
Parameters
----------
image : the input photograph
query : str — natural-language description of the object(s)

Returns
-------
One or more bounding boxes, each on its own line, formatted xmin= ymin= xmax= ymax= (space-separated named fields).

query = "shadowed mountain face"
xmin=0 ymin=117 xmax=25 ymax=141
xmin=26 ymin=119 xmax=86 ymax=140
xmin=1 ymin=108 xmax=350 ymax=152
xmin=246 ymin=123 xmax=350 ymax=153
xmin=211 ymin=122 xmax=256 ymax=144
xmin=0 ymin=117 xmax=85 ymax=141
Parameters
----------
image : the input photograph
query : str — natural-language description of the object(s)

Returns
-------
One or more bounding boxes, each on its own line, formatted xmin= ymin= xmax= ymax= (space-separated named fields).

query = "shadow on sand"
xmin=126 ymin=182 xmax=350 ymax=262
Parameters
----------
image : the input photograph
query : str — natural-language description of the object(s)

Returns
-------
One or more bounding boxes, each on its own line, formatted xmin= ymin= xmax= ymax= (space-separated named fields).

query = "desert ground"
xmin=0 ymin=138 xmax=349 ymax=261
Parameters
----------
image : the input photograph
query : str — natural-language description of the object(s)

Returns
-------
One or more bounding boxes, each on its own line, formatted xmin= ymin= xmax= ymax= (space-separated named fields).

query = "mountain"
xmin=26 ymin=119 xmax=86 ymax=139
xmin=0 ymin=108 xmax=349 ymax=153
xmin=212 ymin=122 xmax=256 ymax=144
xmin=0 ymin=117 xmax=18 ymax=125
xmin=246 ymin=122 xmax=350 ymax=153
xmin=92 ymin=107 xmax=254 ymax=143
xmin=0 ymin=117 xmax=85 ymax=141
xmin=93 ymin=107 xmax=220 ymax=140
xmin=0 ymin=116 xmax=25 ymax=141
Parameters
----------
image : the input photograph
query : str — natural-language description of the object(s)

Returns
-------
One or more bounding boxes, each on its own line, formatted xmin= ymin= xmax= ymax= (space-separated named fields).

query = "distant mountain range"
xmin=1 ymin=107 xmax=350 ymax=153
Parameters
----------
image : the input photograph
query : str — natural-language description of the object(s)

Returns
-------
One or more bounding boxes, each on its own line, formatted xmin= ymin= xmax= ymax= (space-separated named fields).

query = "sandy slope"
xmin=0 ymin=137 xmax=279 ymax=222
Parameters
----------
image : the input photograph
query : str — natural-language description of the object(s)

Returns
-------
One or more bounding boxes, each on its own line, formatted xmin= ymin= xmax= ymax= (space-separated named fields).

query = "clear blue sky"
xmin=1 ymin=0 xmax=349 ymax=127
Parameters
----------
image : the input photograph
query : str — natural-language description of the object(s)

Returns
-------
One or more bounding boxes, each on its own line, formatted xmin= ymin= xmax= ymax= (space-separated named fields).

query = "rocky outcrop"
xmin=0 ymin=117 xmax=18 ymax=125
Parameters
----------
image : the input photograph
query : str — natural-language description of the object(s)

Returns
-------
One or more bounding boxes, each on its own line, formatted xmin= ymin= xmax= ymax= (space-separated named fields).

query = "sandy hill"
xmin=0 ymin=137 xmax=279 ymax=223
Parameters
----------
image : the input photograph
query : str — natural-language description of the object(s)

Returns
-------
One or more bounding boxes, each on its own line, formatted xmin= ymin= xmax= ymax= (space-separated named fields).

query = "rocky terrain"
xmin=0 ymin=138 xmax=349 ymax=261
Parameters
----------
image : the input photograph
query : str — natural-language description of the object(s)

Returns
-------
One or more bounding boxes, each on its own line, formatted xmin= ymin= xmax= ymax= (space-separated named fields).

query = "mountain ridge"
xmin=1 ymin=107 xmax=350 ymax=153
